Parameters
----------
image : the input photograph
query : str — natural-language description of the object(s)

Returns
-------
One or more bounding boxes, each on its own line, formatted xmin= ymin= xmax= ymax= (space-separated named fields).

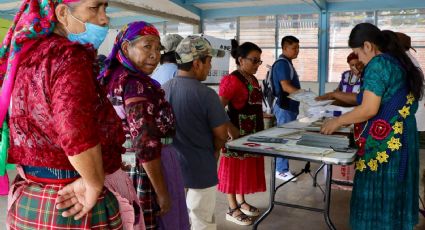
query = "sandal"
xmin=238 ymin=201 xmax=260 ymax=217
xmin=225 ymin=207 xmax=253 ymax=226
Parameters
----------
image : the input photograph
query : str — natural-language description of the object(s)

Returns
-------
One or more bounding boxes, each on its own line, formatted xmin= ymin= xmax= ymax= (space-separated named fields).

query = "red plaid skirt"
xmin=7 ymin=176 xmax=123 ymax=229
xmin=127 ymin=161 xmax=157 ymax=229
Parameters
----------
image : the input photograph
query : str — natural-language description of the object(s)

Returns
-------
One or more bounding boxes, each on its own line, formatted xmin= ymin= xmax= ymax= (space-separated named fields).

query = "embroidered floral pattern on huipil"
xmin=220 ymin=70 xmax=264 ymax=158
xmin=354 ymin=92 xmax=414 ymax=173
xmin=8 ymin=35 xmax=124 ymax=173
xmin=106 ymin=65 xmax=175 ymax=163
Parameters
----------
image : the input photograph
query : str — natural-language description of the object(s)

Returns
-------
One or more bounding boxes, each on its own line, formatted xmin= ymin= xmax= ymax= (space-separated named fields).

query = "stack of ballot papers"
xmin=297 ymin=131 xmax=353 ymax=149
xmin=275 ymin=144 xmax=334 ymax=156
xmin=288 ymin=90 xmax=356 ymax=119
xmin=303 ymin=119 xmax=353 ymax=134
xmin=288 ymin=90 xmax=334 ymax=107
xmin=247 ymin=128 xmax=303 ymax=143
xmin=306 ymin=105 xmax=354 ymax=119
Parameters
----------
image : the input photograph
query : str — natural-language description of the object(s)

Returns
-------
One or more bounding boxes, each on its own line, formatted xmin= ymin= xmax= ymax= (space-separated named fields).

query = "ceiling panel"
xmin=195 ymin=0 xmax=304 ymax=10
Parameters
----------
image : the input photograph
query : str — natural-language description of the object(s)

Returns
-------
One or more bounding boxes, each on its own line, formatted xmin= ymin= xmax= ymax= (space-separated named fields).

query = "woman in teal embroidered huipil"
xmin=321 ymin=23 xmax=424 ymax=230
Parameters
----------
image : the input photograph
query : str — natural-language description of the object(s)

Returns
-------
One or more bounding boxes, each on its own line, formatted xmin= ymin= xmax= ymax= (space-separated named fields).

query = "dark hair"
xmin=97 ymin=54 xmax=107 ymax=62
xmin=349 ymin=23 xmax=424 ymax=100
xmin=346 ymin=52 xmax=358 ymax=63
xmin=177 ymin=55 xmax=209 ymax=71
xmin=230 ymin=39 xmax=262 ymax=66
xmin=160 ymin=51 xmax=177 ymax=64
xmin=281 ymin=36 xmax=299 ymax=48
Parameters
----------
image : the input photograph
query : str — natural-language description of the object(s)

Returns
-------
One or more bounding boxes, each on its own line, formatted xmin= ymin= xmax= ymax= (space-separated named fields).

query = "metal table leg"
xmin=253 ymin=160 xmax=337 ymax=230
xmin=253 ymin=157 xmax=277 ymax=230
xmin=313 ymin=163 xmax=326 ymax=187
xmin=324 ymin=164 xmax=336 ymax=230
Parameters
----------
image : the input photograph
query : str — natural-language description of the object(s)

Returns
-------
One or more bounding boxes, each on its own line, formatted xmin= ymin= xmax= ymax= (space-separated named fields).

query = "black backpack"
xmin=262 ymin=57 xmax=293 ymax=112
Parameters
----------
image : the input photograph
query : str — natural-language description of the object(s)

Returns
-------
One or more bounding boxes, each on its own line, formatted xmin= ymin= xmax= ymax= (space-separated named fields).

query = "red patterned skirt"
xmin=218 ymin=155 xmax=266 ymax=194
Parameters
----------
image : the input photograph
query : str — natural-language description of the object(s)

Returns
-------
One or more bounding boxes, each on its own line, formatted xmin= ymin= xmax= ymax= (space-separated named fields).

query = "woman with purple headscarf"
xmin=99 ymin=21 xmax=189 ymax=230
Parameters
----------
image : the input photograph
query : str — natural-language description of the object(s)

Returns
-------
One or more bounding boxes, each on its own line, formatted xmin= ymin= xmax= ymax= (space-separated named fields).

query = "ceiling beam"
xmin=184 ymin=0 xmax=252 ymax=4
xmin=110 ymin=0 xmax=200 ymax=25
xmin=169 ymin=0 xmax=202 ymax=16
xmin=312 ymin=0 xmax=327 ymax=11
xmin=110 ymin=15 xmax=166 ymax=29
xmin=202 ymin=3 xmax=318 ymax=19
xmin=327 ymin=0 xmax=425 ymax=12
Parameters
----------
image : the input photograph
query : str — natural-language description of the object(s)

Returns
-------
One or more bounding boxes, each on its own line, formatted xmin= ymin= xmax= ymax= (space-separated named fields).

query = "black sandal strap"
xmin=238 ymin=200 xmax=247 ymax=206
xmin=228 ymin=207 xmax=252 ymax=222
xmin=238 ymin=201 xmax=259 ymax=212
xmin=227 ymin=207 xmax=239 ymax=215
xmin=235 ymin=213 xmax=252 ymax=222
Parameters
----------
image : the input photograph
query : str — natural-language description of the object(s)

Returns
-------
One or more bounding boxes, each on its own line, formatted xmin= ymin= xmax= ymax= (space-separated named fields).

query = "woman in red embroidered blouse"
xmin=217 ymin=40 xmax=266 ymax=226
xmin=1 ymin=1 xmax=139 ymax=229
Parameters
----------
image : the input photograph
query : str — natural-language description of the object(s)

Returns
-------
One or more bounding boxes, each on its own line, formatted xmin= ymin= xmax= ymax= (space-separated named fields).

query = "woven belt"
xmin=124 ymin=137 xmax=173 ymax=147
xmin=23 ymin=166 xmax=79 ymax=180
xmin=161 ymin=137 xmax=173 ymax=145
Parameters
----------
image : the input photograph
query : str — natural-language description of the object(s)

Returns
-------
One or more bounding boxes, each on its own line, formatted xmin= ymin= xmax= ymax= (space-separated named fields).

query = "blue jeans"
xmin=273 ymin=104 xmax=298 ymax=173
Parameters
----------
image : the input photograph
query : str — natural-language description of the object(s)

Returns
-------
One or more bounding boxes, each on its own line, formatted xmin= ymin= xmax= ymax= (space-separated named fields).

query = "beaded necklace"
xmin=237 ymin=68 xmax=257 ymax=92
xmin=347 ymin=72 xmax=359 ymax=86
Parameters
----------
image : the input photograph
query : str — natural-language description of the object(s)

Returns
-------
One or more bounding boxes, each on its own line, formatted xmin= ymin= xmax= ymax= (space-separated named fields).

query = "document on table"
xmin=288 ymin=90 xmax=334 ymax=107
xmin=279 ymin=120 xmax=311 ymax=129
xmin=249 ymin=128 xmax=303 ymax=142
xmin=256 ymin=128 xmax=302 ymax=137
xmin=304 ymin=120 xmax=353 ymax=133
xmin=275 ymin=144 xmax=334 ymax=156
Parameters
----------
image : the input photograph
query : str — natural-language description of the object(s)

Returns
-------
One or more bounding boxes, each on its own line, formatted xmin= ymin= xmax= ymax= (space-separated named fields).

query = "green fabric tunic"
xmin=350 ymin=54 xmax=419 ymax=230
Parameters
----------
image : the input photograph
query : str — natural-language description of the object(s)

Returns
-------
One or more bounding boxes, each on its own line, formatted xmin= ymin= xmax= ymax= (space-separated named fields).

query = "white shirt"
xmin=151 ymin=63 xmax=178 ymax=86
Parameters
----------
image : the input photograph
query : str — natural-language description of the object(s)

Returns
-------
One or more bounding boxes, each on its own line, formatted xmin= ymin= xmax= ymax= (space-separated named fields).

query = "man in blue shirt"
xmin=152 ymin=34 xmax=184 ymax=85
xmin=272 ymin=36 xmax=301 ymax=182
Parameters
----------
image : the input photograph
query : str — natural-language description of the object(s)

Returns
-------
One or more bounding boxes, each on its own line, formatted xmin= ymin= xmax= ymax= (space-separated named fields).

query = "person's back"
xmin=163 ymin=76 xmax=222 ymax=188
xmin=152 ymin=34 xmax=183 ymax=85
xmin=152 ymin=62 xmax=178 ymax=85
xmin=396 ymin=32 xmax=425 ymax=132
xmin=163 ymin=35 xmax=228 ymax=230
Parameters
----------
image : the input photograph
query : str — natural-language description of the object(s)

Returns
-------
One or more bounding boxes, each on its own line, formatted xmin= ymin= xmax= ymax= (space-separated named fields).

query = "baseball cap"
xmin=175 ymin=35 xmax=225 ymax=64
xmin=161 ymin=34 xmax=184 ymax=53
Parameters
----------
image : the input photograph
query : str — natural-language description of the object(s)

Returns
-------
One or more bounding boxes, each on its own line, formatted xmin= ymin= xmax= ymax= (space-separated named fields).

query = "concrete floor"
xmin=1 ymin=151 xmax=425 ymax=230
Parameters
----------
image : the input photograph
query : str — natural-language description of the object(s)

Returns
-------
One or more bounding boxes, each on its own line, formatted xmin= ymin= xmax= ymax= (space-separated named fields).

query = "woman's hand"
xmin=155 ymin=190 xmax=171 ymax=216
xmin=141 ymin=158 xmax=171 ymax=216
xmin=320 ymin=117 xmax=342 ymax=135
xmin=315 ymin=92 xmax=334 ymax=101
xmin=228 ymin=124 xmax=240 ymax=140
xmin=56 ymin=178 xmax=103 ymax=220
xmin=121 ymin=162 xmax=132 ymax=172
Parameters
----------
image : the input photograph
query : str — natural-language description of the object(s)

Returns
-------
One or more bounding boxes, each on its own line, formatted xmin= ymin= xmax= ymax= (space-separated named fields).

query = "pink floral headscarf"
xmin=0 ymin=0 xmax=79 ymax=125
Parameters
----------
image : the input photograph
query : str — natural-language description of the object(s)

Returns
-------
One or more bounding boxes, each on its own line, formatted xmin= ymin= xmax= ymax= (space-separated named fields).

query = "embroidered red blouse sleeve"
xmin=50 ymin=47 xmax=100 ymax=156
xmin=124 ymin=78 xmax=167 ymax=163
xmin=219 ymin=74 xmax=248 ymax=109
